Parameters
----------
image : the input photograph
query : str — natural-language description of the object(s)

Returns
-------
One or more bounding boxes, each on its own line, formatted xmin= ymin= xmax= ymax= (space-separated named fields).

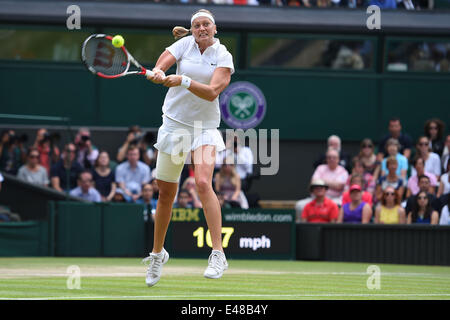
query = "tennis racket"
xmin=81 ymin=34 xmax=157 ymax=79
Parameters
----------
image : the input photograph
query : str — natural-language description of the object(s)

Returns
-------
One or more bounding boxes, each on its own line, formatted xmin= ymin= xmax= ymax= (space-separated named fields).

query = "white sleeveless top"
xmin=162 ymin=36 xmax=234 ymax=129
xmin=441 ymin=173 xmax=450 ymax=195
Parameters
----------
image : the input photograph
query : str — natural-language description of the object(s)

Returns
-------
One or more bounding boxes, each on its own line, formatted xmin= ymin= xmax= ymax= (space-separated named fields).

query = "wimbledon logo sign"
xmin=219 ymin=81 xmax=266 ymax=129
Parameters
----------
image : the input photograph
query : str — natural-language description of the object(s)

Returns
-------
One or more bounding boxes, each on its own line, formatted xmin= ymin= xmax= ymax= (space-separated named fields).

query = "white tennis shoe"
xmin=143 ymin=248 xmax=169 ymax=287
xmin=204 ymin=250 xmax=228 ymax=279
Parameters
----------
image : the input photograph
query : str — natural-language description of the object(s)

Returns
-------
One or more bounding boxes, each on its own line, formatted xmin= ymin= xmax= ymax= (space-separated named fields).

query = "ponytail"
xmin=172 ymin=26 xmax=190 ymax=40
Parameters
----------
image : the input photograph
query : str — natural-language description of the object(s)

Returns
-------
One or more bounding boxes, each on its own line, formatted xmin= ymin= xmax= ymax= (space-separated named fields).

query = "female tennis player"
xmin=142 ymin=9 xmax=234 ymax=287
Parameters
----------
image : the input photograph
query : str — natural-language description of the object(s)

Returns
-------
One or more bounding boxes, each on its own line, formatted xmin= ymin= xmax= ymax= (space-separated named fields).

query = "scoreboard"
xmin=162 ymin=208 xmax=296 ymax=259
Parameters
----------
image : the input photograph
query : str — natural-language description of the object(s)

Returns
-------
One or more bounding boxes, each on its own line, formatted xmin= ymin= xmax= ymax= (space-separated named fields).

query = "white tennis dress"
xmin=154 ymin=35 xmax=234 ymax=156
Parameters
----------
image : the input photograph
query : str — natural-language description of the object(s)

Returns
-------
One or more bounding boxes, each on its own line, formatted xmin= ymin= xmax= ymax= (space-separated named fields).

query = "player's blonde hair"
xmin=172 ymin=9 xmax=215 ymax=40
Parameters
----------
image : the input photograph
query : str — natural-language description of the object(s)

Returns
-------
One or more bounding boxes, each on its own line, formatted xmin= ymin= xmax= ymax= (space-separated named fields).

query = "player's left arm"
xmin=162 ymin=67 xmax=231 ymax=102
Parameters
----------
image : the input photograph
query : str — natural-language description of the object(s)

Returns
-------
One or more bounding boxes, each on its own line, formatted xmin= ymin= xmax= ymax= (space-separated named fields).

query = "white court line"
xmin=1 ymin=293 xmax=450 ymax=300
xmin=1 ymin=272 xmax=450 ymax=278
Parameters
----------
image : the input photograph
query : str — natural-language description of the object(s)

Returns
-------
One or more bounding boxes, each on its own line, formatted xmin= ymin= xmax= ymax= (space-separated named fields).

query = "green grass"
xmin=0 ymin=257 xmax=450 ymax=300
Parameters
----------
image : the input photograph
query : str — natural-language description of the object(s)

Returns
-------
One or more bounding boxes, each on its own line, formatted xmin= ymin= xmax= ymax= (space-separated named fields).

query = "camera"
xmin=9 ymin=133 xmax=28 ymax=145
xmin=131 ymin=131 xmax=155 ymax=146
xmin=41 ymin=132 xmax=61 ymax=145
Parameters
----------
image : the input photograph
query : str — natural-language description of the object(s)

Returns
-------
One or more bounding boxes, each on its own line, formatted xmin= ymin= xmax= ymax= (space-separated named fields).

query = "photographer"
xmin=74 ymin=127 xmax=98 ymax=170
xmin=33 ymin=128 xmax=60 ymax=175
xmin=116 ymin=125 xmax=157 ymax=168
xmin=117 ymin=125 xmax=142 ymax=163
xmin=0 ymin=129 xmax=26 ymax=175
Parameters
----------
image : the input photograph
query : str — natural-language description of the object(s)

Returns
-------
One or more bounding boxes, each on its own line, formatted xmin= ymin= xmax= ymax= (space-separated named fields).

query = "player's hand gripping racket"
xmin=81 ymin=34 xmax=161 ymax=79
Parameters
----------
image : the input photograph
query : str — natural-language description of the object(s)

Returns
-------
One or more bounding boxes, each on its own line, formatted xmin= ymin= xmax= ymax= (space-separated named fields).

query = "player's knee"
xmin=195 ymin=177 xmax=211 ymax=195
xmin=157 ymin=186 xmax=177 ymax=204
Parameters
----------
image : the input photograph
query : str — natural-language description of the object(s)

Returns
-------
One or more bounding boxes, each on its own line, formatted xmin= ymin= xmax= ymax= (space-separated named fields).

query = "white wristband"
xmin=180 ymin=75 xmax=192 ymax=88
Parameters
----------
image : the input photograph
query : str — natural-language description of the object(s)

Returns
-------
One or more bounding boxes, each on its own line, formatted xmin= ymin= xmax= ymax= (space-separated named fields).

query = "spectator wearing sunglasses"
xmin=406 ymin=191 xmax=439 ymax=225
xmin=358 ymin=138 xmax=380 ymax=182
xmin=17 ymin=147 xmax=49 ymax=186
xmin=50 ymin=143 xmax=83 ymax=193
xmin=424 ymin=118 xmax=445 ymax=157
xmin=374 ymin=186 xmax=406 ymax=224
xmin=412 ymin=136 xmax=441 ymax=180
xmin=404 ymin=175 xmax=441 ymax=216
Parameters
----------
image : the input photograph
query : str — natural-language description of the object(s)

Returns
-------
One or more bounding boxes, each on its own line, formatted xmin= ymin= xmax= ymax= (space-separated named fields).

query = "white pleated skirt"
xmin=154 ymin=115 xmax=226 ymax=155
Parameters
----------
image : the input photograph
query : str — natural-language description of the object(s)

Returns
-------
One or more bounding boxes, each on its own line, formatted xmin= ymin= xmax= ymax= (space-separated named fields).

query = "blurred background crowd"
xmin=0 ymin=116 xmax=449 ymax=225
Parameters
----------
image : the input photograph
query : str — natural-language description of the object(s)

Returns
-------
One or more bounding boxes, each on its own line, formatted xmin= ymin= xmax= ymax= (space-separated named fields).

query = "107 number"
xmin=193 ymin=227 xmax=234 ymax=248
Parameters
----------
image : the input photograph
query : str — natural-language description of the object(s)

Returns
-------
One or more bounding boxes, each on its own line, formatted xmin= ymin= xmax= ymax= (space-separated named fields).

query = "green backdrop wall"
xmin=2 ymin=62 xmax=448 ymax=142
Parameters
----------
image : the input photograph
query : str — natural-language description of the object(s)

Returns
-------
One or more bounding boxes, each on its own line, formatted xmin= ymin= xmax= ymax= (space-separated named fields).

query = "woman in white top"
xmin=439 ymin=195 xmax=450 ymax=225
xmin=143 ymin=9 xmax=234 ymax=287
xmin=437 ymin=160 xmax=450 ymax=198
xmin=412 ymin=136 xmax=442 ymax=180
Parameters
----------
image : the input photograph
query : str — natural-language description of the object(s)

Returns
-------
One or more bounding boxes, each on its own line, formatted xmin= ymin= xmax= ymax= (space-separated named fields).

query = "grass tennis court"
xmin=0 ymin=257 xmax=449 ymax=300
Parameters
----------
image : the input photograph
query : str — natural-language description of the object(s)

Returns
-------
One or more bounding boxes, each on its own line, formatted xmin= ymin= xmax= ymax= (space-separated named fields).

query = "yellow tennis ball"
xmin=112 ymin=35 xmax=124 ymax=48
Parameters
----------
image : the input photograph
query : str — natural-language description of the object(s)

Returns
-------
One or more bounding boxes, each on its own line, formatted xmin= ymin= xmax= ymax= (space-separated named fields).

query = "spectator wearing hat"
xmin=341 ymin=173 xmax=373 ymax=207
xmin=300 ymin=179 xmax=339 ymax=223
xmin=374 ymin=186 xmax=406 ymax=224
xmin=295 ymin=148 xmax=348 ymax=219
xmin=337 ymin=184 xmax=372 ymax=224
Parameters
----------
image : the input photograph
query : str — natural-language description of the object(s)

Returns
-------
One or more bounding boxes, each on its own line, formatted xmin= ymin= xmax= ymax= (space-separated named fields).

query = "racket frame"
xmin=81 ymin=34 xmax=154 ymax=79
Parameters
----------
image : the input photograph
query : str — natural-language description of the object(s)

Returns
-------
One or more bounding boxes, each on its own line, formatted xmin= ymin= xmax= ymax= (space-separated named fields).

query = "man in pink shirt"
xmin=295 ymin=148 xmax=349 ymax=221
xmin=312 ymin=148 xmax=349 ymax=204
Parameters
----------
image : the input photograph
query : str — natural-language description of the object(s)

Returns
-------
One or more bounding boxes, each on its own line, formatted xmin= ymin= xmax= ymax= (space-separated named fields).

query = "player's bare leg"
xmin=193 ymin=145 xmax=228 ymax=279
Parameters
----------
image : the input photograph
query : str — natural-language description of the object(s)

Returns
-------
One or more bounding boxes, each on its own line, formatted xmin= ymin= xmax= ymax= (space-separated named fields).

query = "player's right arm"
xmin=147 ymin=50 xmax=176 ymax=84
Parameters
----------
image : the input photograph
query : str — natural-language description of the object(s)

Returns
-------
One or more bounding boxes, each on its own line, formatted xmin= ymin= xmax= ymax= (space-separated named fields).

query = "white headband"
xmin=191 ymin=12 xmax=215 ymax=26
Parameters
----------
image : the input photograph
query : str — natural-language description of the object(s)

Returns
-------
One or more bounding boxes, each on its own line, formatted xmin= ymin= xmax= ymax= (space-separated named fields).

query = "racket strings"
xmin=83 ymin=37 xmax=128 ymax=76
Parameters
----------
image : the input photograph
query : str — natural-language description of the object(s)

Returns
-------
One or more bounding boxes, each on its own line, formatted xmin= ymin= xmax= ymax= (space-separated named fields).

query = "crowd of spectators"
xmin=1 ymin=117 xmax=449 ymax=225
xmin=0 ymin=125 xmax=257 ymax=222
xmin=297 ymin=117 xmax=450 ymax=226
xmin=147 ymin=0 xmax=435 ymax=10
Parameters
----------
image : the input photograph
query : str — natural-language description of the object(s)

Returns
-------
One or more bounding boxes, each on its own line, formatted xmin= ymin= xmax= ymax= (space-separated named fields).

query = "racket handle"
xmin=145 ymin=70 xmax=154 ymax=77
